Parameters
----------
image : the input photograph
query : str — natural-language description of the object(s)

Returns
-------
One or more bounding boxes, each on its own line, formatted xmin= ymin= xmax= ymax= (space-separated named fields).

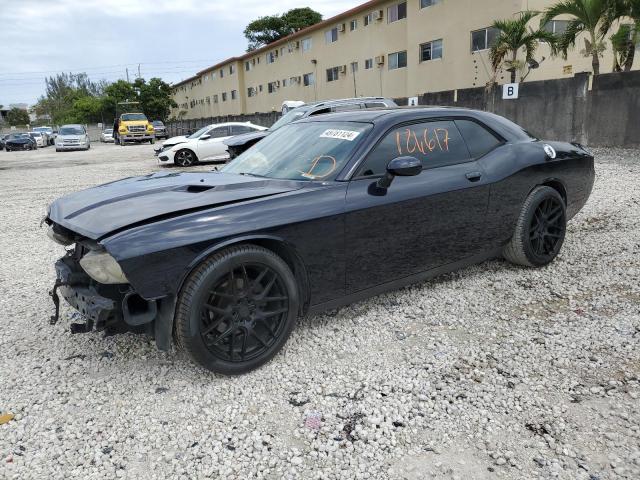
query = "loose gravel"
xmin=0 ymin=144 xmax=639 ymax=480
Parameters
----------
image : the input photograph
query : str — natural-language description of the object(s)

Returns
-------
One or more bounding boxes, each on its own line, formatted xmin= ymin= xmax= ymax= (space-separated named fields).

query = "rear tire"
xmin=503 ymin=186 xmax=566 ymax=267
xmin=175 ymin=245 xmax=299 ymax=375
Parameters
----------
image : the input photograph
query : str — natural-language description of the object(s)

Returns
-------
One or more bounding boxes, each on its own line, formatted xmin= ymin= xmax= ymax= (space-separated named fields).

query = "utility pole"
xmin=126 ymin=68 xmax=129 ymax=83
xmin=137 ymin=64 xmax=141 ymax=79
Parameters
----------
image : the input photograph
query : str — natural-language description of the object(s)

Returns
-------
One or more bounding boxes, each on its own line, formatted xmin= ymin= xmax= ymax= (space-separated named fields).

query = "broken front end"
xmin=46 ymin=221 xmax=174 ymax=349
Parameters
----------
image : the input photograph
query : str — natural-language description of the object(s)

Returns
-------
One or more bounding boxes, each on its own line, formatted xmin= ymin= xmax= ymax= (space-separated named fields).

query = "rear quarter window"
xmin=455 ymin=119 xmax=503 ymax=158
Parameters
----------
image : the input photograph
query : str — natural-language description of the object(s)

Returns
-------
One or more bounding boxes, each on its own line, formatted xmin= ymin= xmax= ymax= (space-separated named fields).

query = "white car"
xmin=281 ymin=100 xmax=305 ymax=114
xmin=157 ymin=122 xmax=267 ymax=167
xmin=29 ymin=132 xmax=47 ymax=147
xmin=55 ymin=124 xmax=91 ymax=152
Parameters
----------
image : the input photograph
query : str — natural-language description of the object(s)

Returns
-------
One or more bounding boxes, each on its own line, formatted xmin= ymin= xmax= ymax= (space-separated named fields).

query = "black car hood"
xmin=7 ymin=138 xmax=31 ymax=144
xmin=48 ymin=171 xmax=304 ymax=240
xmin=223 ymin=130 xmax=270 ymax=147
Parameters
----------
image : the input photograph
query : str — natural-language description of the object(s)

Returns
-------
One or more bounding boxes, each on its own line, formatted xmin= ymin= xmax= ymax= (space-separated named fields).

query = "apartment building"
xmin=171 ymin=0 xmax=633 ymax=119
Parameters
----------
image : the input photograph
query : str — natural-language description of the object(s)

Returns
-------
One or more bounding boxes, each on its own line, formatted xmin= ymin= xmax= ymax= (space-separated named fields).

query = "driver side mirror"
xmin=200 ymin=134 xmax=211 ymax=140
xmin=376 ymin=156 xmax=422 ymax=189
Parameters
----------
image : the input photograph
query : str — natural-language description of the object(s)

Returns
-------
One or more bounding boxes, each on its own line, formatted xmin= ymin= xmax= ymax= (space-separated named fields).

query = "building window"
xmin=388 ymin=50 xmax=407 ymax=70
xmin=325 ymin=27 xmax=338 ymax=43
xmin=350 ymin=61 xmax=359 ymax=73
xmin=222 ymin=92 xmax=227 ymax=102
xmin=213 ymin=94 xmax=218 ymax=103
xmin=211 ymin=72 xmax=217 ymax=80
xmin=266 ymin=51 xmax=276 ymax=64
xmin=326 ymin=66 xmax=340 ymax=82
xmin=420 ymin=0 xmax=441 ymax=8
xmin=229 ymin=64 xmax=235 ymax=74
xmin=365 ymin=58 xmax=373 ymax=69
xmin=420 ymin=39 xmax=443 ymax=61
xmin=350 ymin=19 xmax=358 ymax=31
xmin=247 ymin=87 xmax=256 ymax=97
xmin=543 ymin=20 xmax=569 ymax=35
xmin=364 ymin=13 xmax=373 ymax=26
xmin=231 ymin=90 xmax=237 ymax=100
xmin=268 ymin=81 xmax=277 ymax=93
xmin=259 ymin=85 xmax=263 ymax=92
xmin=302 ymin=37 xmax=313 ymax=52
xmin=220 ymin=68 xmax=224 ymax=78
xmin=388 ymin=2 xmax=407 ymax=23
xmin=245 ymin=61 xmax=251 ymax=71
xmin=303 ymin=72 xmax=315 ymax=86
xmin=471 ymin=27 xmax=500 ymax=51
xmin=282 ymin=78 xmax=288 ymax=87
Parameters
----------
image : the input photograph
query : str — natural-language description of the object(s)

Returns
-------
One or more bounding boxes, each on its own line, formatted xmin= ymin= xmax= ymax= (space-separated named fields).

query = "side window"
xmin=207 ymin=127 xmax=229 ymax=138
xmin=364 ymin=102 xmax=387 ymax=109
xmin=332 ymin=104 xmax=362 ymax=112
xmin=308 ymin=107 xmax=331 ymax=116
xmin=231 ymin=125 xmax=253 ymax=135
xmin=454 ymin=119 xmax=502 ymax=158
xmin=356 ymin=120 xmax=470 ymax=177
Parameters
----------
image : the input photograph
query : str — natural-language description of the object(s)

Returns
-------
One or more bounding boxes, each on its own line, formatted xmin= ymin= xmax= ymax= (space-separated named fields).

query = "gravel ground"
xmin=0 ymin=143 xmax=638 ymax=480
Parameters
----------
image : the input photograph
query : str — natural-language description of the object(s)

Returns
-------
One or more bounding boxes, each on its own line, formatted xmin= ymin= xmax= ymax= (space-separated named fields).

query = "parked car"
xmin=45 ymin=107 xmax=594 ymax=375
xmin=5 ymin=133 xmax=37 ymax=151
xmin=157 ymin=122 xmax=267 ymax=167
xmin=55 ymin=125 xmax=91 ymax=151
xmin=100 ymin=129 xmax=114 ymax=143
xmin=224 ymin=97 xmax=397 ymax=159
xmin=0 ymin=134 xmax=9 ymax=150
xmin=33 ymin=126 xmax=56 ymax=145
xmin=154 ymin=125 xmax=214 ymax=156
xmin=29 ymin=131 xmax=47 ymax=147
xmin=152 ymin=120 xmax=168 ymax=139
xmin=281 ymin=100 xmax=305 ymax=114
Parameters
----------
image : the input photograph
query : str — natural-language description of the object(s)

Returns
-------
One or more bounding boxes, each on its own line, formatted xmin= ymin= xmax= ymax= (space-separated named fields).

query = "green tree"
xmin=6 ymin=107 xmax=30 ymax=126
xmin=490 ymin=11 xmax=557 ymax=83
xmin=135 ymin=77 xmax=177 ymax=121
xmin=541 ymin=0 xmax=614 ymax=75
xmin=244 ymin=7 xmax=322 ymax=51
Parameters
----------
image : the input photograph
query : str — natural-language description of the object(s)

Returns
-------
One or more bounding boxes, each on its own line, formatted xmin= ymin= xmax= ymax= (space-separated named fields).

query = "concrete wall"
xmin=407 ymin=70 xmax=640 ymax=147
xmin=169 ymin=71 xmax=640 ymax=148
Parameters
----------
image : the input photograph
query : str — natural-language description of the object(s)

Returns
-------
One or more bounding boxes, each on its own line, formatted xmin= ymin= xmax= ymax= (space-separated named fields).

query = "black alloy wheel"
xmin=503 ymin=186 xmax=566 ymax=267
xmin=529 ymin=197 xmax=565 ymax=258
xmin=175 ymin=149 xmax=196 ymax=167
xmin=175 ymin=245 xmax=299 ymax=375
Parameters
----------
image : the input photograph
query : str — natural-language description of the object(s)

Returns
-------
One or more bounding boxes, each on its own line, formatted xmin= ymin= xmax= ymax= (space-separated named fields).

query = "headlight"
xmin=79 ymin=250 xmax=129 ymax=284
xmin=47 ymin=225 xmax=73 ymax=246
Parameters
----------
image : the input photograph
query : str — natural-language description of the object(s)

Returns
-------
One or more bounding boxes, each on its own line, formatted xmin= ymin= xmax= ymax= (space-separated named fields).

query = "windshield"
xmin=223 ymin=121 xmax=371 ymax=181
xmin=30 ymin=132 xmax=41 ymax=137
xmin=152 ymin=121 xmax=164 ymax=126
xmin=104 ymin=129 xmax=113 ymax=134
xmin=269 ymin=108 xmax=309 ymax=131
xmin=187 ymin=126 xmax=212 ymax=139
xmin=59 ymin=126 xmax=84 ymax=135
xmin=121 ymin=113 xmax=147 ymax=121
xmin=33 ymin=127 xmax=52 ymax=133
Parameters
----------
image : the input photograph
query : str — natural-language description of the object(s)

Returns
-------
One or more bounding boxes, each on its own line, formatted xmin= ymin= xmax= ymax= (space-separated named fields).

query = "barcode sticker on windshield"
xmin=320 ymin=129 xmax=360 ymax=141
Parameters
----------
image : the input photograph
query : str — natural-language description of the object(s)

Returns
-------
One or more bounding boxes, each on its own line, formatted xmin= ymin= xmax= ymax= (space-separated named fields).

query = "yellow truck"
xmin=116 ymin=112 xmax=155 ymax=145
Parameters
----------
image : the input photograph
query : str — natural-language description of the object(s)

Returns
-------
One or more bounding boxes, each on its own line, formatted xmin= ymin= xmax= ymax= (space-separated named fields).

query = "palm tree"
xmin=541 ymin=0 xmax=614 ymax=75
xmin=604 ymin=0 xmax=640 ymax=72
xmin=490 ymin=11 xmax=557 ymax=83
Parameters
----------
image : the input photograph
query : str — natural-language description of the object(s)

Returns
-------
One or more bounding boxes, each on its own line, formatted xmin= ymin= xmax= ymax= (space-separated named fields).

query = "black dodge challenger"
xmin=45 ymin=108 xmax=594 ymax=374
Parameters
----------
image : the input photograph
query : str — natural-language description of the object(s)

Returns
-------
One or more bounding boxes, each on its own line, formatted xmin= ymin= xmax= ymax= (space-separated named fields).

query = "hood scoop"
xmin=176 ymin=185 xmax=216 ymax=193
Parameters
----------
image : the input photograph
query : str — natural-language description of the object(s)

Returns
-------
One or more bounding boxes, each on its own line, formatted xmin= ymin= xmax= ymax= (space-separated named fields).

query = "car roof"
xmin=295 ymin=107 xmax=534 ymax=142
xmin=60 ymin=124 xmax=84 ymax=127
xmin=302 ymin=97 xmax=394 ymax=109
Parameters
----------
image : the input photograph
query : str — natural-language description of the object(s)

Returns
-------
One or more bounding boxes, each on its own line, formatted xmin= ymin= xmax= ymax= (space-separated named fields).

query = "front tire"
xmin=175 ymin=245 xmax=300 ymax=375
xmin=174 ymin=148 xmax=197 ymax=167
xmin=503 ymin=186 xmax=566 ymax=267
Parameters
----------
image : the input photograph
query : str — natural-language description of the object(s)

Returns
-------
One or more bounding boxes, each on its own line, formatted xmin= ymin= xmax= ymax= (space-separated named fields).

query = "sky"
xmin=0 ymin=0 xmax=362 ymax=106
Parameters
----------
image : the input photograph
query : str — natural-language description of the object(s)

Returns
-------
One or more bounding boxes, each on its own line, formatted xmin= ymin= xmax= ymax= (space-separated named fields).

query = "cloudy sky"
xmin=0 ymin=0 xmax=361 ymax=106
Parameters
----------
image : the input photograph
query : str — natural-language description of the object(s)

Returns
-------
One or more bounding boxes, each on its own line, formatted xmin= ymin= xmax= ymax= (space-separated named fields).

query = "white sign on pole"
xmin=98 ymin=123 xmax=103 ymax=129
xmin=502 ymin=83 xmax=519 ymax=99
xmin=408 ymin=96 xmax=419 ymax=106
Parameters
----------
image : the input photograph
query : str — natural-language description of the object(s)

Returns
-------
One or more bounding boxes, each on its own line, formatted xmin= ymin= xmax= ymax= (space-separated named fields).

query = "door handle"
xmin=465 ymin=171 xmax=482 ymax=182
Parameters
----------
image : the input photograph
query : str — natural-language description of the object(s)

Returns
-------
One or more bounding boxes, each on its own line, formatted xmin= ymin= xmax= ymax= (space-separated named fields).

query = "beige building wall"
xmin=171 ymin=0 xmax=638 ymax=119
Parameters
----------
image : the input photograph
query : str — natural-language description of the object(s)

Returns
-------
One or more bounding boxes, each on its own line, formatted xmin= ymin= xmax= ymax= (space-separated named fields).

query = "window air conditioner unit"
xmin=339 ymin=65 xmax=347 ymax=74
xmin=373 ymin=10 xmax=383 ymax=21
xmin=295 ymin=41 xmax=300 ymax=49
xmin=375 ymin=55 xmax=385 ymax=65
xmin=338 ymin=23 xmax=346 ymax=32
xmin=296 ymin=76 xmax=302 ymax=83
xmin=276 ymin=80 xmax=281 ymax=87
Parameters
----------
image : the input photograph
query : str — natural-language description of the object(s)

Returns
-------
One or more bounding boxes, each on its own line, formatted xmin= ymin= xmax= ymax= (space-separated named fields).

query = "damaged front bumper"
xmin=48 ymin=250 xmax=175 ymax=350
